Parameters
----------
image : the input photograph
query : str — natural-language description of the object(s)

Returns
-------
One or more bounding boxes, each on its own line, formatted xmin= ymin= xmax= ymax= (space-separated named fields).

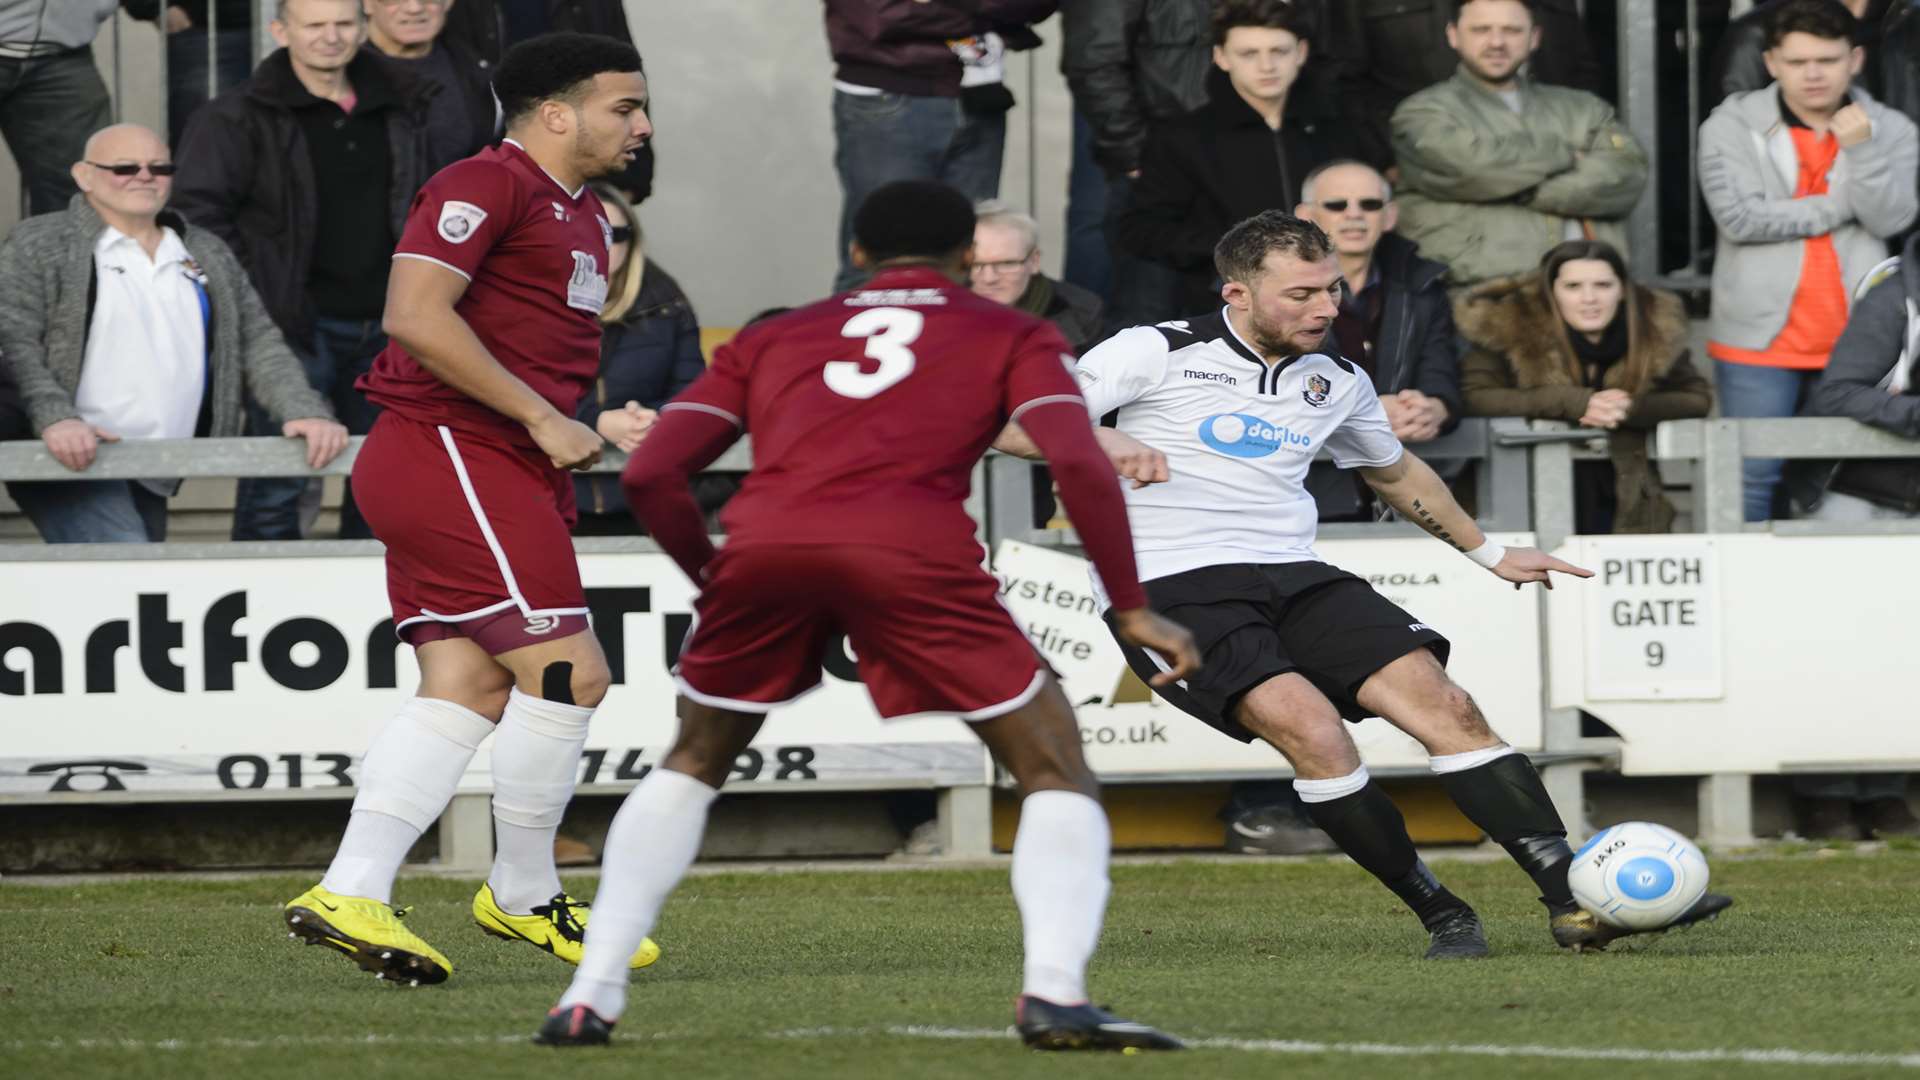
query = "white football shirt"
xmin=1074 ymin=308 xmax=1403 ymax=585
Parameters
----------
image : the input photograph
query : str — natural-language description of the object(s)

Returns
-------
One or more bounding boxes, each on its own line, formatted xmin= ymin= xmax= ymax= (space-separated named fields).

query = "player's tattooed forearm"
xmin=1410 ymin=498 xmax=1466 ymax=552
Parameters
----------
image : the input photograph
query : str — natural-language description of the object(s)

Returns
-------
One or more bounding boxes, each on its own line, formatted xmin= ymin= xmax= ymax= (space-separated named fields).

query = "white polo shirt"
xmin=73 ymin=225 xmax=208 ymax=441
xmin=1074 ymin=309 xmax=1403 ymax=585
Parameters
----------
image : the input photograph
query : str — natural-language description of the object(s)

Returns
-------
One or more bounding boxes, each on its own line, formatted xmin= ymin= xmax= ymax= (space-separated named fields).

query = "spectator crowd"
xmin=0 ymin=0 xmax=1914 ymax=841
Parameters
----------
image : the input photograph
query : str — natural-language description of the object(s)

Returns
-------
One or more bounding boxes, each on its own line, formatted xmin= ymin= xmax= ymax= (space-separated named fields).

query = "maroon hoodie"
xmin=824 ymin=0 xmax=1057 ymax=97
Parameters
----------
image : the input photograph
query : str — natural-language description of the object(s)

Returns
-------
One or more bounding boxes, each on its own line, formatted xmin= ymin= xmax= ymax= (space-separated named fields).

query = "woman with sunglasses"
xmin=1456 ymin=239 xmax=1712 ymax=534
xmin=570 ymin=182 xmax=708 ymax=534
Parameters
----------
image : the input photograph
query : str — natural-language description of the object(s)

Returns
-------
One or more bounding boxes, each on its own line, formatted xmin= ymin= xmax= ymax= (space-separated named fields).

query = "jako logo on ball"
xmin=1567 ymin=821 xmax=1709 ymax=930
xmin=1197 ymin=413 xmax=1312 ymax=458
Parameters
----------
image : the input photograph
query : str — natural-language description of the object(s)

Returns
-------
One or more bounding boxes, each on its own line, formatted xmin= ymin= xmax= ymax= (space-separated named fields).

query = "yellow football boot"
xmin=284 ymin=884 xmax=452 ymax=986
xmin=472 ymin=883 xmax=660 ymax=968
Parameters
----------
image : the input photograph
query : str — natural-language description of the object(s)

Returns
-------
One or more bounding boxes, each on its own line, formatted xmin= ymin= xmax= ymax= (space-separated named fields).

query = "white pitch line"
xmin=5 ymin=1026 xmax=1918 ymax=1070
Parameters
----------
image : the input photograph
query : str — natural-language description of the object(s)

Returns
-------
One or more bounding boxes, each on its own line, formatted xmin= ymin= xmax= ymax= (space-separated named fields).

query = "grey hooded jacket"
xmin=1700 ymin=84 xmax=1919 ymax=352
xmin=0 ymin=193 xmax=332 ymax=438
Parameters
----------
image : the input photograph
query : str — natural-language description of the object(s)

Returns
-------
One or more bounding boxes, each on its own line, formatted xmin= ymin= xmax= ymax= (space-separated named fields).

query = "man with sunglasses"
xmin=0 ymin=122 xmax=347 ymax=543
xmin=1296 ymin=159 xmax=1462 ymax=518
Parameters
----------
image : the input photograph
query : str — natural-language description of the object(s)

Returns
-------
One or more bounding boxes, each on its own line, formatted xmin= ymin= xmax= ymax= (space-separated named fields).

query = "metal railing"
xmin=0 ymin=435 xmax=754 ymax=561
xmin=982 ymin=417 xmax=1535 ymax=553
xmin=0 ymin=435 xmax=753 ymax=482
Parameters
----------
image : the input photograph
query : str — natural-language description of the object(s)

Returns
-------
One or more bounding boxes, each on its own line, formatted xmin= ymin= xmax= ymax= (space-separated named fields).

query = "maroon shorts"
xmin=352 ymin=412 xmax=589 ymax=655
xmin=675 ymin=542 xmax=1046 ymax=720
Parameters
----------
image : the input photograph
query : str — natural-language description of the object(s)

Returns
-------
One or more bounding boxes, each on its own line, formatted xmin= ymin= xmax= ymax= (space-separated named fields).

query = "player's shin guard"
xmin=1011 ymin=790 xmax=1112 ymax=1006
xmin=1297 ymin=768 xmax=1469 ymax=929
xmin=558 ymin=768 xmax=716 ymax=1022
xmin=321 ymin=697 xmax=496 ymax=904
xmin=1433 ymin=746 xmax=1576 ymax=907
xmin=488 ymin=688 xmax=594 ymax=913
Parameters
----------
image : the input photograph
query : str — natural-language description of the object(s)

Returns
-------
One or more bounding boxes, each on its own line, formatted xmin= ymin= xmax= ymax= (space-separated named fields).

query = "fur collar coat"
xmin=1456 ymin=275 xmax=1713 ymax=532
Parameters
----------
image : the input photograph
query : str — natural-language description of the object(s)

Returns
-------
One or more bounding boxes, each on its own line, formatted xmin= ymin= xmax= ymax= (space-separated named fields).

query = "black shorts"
xmin=1108 ymin=561 xmax=1449 ymax=743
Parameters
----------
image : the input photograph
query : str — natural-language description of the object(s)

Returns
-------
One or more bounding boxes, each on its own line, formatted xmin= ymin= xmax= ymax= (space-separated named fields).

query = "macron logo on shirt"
xmin=1182 ymin=369 xmax=1238 ymax=386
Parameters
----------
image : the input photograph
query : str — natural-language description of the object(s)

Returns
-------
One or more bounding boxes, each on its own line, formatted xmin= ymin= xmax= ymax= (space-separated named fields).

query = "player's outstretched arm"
xmin=620 ymin=405 xmax=742 ymax=583
xmin=382 ymin=258 xmax=604 ymax=470
xmin=1358 ymin=450 xmax=1594 ymax=589
xmin=991 ymin=423 xmax=1171 ymax=488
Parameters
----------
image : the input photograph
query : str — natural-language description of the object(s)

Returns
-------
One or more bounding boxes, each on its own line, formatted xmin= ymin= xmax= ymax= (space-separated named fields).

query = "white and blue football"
xmin=1567 ymin=821 xmax=1710 ymax=931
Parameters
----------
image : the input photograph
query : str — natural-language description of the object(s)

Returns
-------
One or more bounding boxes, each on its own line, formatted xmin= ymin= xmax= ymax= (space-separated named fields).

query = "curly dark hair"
xmin=853 ymin=180 xmax=976 ymax=264
xmin=494 ymin=32 xmax=643 ymax=127
xmin=1214 ymin=210 xmax=1333 ymax=285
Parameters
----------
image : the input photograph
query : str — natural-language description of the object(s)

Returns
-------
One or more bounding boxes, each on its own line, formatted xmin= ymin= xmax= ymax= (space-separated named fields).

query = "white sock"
xmin=319 ymin=811 xmax=420 ymax=905
xmin=321 ymin=698 xmax=495 ymax=904
xmin=1429 ymin=743 xmax=1518 ymax=774
xmin=488 ymin=688 xmax=595 ymax=913
xmin=557 ymin=768 xmax=716 ymax=1022
xmin=1294 ymin=765 xmax=1371 ymax=804
xmin=1011 ymin=790 xmax=1111 ymax=1006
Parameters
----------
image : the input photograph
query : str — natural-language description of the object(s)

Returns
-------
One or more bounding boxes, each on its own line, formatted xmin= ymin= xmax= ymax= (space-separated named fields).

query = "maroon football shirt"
xmin=358 ymin=139 xmax=610 ymax=449
xmin=670 ymin=266 xmax=1087 ymax=556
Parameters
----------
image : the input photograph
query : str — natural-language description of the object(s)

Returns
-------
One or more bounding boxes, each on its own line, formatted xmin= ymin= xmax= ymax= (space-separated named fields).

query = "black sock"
xmin=1303 ymin=781 xmax=1470 ymax=929
xmin=1438 ymin=752 xmax=1575 ymax=907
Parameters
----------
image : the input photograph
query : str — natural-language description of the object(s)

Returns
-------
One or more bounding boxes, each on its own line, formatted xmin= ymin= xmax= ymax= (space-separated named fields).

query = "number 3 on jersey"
xmin=825 ymin=307 xmax=922 ymax=399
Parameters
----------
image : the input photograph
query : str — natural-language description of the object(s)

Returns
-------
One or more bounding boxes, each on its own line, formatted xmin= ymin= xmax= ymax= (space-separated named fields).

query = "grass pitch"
xmin=3 ymin=847 xmax=1919 ymax=1079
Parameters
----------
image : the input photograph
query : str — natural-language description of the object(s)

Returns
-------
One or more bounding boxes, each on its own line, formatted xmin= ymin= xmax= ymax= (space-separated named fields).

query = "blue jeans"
xmin=232 ymin=316 xmax=385 ymax=541
xmin=8 ymin=479 xmax=169 ymax=543
xmin=832 ymin=88 xmax=1005 ymax=292
xmin=1713 ymin=361 xmax=1819 ymax=522
xmin=1062 ymin=111 xmax=1112 ymax=303
xmin=166 ymin=29 xmax=253 ymax=145
xmin=0 ymin=49 xmax=114 ymax=216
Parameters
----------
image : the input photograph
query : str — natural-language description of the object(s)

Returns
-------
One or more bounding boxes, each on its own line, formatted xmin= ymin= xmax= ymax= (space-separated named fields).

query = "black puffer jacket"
xmin=1322 ymin=0 xmax=1603 ymax=169
xmin=1304 ymin=231 xmax=1464 ymax=519
xmin=1060 ymin=0 xmax=1346 ymax=178
xmin=171 ymin=49 xmax=434 ymax=342
xmin=1117 ymin=69 xmax=1347 ymax=313
xmin=1059 ymin=0 xmax=1212 ymax=177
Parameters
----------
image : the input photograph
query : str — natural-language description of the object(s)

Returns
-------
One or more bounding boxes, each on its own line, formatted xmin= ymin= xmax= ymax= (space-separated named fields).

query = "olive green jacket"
xmin=1391 ymin=68 xmax=1648 ymax=286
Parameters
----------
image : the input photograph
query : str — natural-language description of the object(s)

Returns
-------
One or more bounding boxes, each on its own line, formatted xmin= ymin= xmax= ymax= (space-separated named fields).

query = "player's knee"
xmin=1438 ymin=683 xmax=1490 ymax=738
xmin=1243 ymin=705 xmax=1352 ymax=772
xmin=558 ymin=655 xmax=611 ymax=709
xmin=1005 ymin=741 xmax=1098 ymax=800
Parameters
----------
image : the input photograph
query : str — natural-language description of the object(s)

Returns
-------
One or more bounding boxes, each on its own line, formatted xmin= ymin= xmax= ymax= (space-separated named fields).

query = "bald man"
xmin=0 ymin=123 xmax=347 ymax=544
